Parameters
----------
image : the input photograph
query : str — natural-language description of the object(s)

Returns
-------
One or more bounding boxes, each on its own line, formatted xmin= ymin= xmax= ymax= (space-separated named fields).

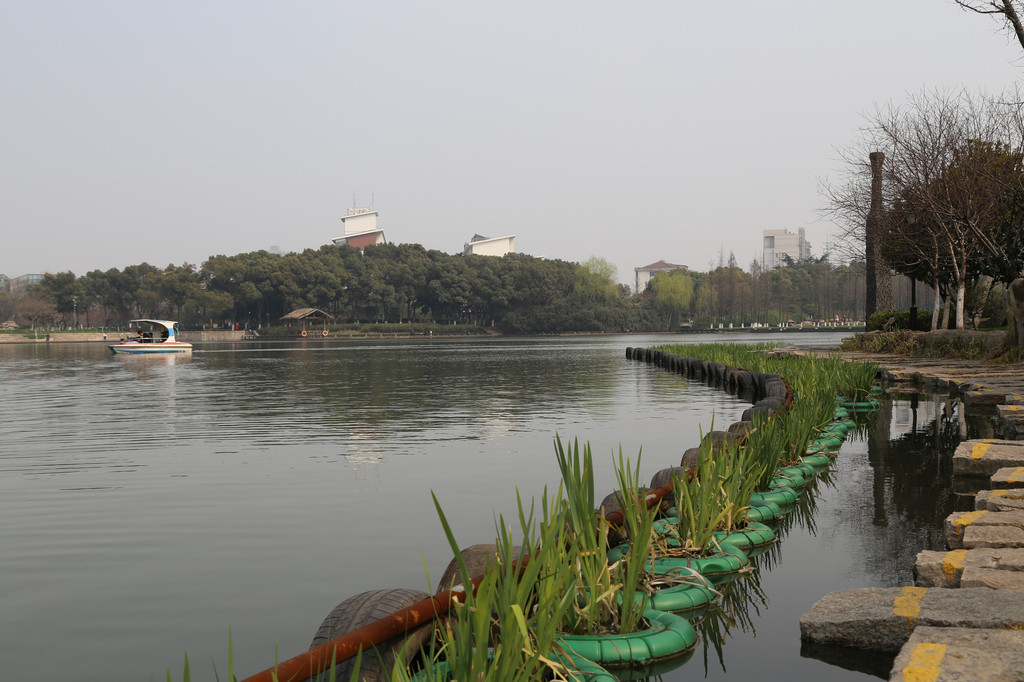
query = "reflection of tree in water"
xmin=773 ymin=479 xmax=821 ymax=538
xmin=608 ymin=394 xmax=991 ymax=681
xmin=829 ymin=394 xmax=987 ymax=586
xmin=691 ymin=569 xmax=769 ymax=676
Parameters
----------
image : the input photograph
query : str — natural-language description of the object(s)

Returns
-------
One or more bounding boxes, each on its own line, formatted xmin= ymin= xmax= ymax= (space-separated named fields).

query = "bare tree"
xmin=826 ymin=88 xmax=1014 ymax=330
xmin=956 ymin=1 xmax=1024 ymax=51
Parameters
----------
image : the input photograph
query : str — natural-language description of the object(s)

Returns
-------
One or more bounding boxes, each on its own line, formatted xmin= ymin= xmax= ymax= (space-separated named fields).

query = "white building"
xmin=332 ymin=208 xmax=387 ymax=251
xmin=634 ymin=260 xmax=687 ymax=294
xmin=762 ymin=228 xmax=811 ymax=270
xmin=464 ymin=234 xmax=516 ymax=257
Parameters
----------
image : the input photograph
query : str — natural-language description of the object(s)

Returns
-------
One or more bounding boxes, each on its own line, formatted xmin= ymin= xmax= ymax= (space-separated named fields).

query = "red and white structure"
xmin=332 ymin=208 xmax=387 ymax=251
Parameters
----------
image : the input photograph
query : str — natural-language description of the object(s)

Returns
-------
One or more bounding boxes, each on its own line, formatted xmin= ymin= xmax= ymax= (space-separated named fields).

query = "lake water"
xmin=0 ymin=332 xmax=980 ymax=681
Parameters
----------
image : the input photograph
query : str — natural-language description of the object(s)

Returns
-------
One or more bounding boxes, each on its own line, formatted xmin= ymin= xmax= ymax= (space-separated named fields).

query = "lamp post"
xmin=72 ymin=297 xmax=77 ymax=330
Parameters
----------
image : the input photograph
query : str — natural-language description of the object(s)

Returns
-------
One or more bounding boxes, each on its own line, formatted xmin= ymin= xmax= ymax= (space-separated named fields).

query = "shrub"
xmin=866 ymin=309 xmax=933 ymax=331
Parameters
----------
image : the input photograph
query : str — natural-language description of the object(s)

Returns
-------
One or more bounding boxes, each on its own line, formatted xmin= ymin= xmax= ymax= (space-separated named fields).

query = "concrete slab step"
xmin=963 ymin=523 xmax=1024 ymax=549
xmin=997 ymin=404 xmax=1024 ymax=439
xmin=944 ymin=510 xmax=1024 ymax=549
xmin=975 ymin=489 xmax=1024 ymax=511
xmin=799 ymin=587 xmax=1024 ymax=652
xmin=952 ymin=439 xmax=1024 ymax=478
xmin=890 ymin=626 xmax=1024 ymax=681
xmin=916 ymin=548 xmax=1024 ymax=588
xmin=963 ymin=388 xmax=1007 ymax=407
xmin=991 ymin=467 xmax=1024 ymax=489
xmin=962 ymin=565 xmax=1024 ymax=590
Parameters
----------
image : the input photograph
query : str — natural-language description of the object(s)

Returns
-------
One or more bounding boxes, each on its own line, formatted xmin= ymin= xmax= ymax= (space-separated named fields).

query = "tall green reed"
xmin=414 ymin=489 xmax=578 ymax=682
xmin=553 ymin=436 xmax=617 ymax=636
xmin=609 ymin=449 xmax=658 ymax=634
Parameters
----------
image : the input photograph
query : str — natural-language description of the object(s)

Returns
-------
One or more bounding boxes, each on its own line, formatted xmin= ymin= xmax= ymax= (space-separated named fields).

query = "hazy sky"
xmin=3 ymin=1 xmax=1023 ymax=288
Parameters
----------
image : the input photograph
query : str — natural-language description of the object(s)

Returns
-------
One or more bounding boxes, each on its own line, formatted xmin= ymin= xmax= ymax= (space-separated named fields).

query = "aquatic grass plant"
xmin=608 ymin=449 xmax=659 ymax=635
xmin=553 ymin=436 xmax=616 ymax=636
xmin=656 ymin=344 xmax=875 ymax=469
xmin=413 ymin=490 xmax=579 ymax=682
xmin=670 ymin=435 xmax=734 ymax=554
xmin=661 ymin=422 xmax=767 ymax=556
xmin=655 ymin=344 xmax=877 ymax=404
xmin=644 ymin=344 xmax=878 ymax=550
xmin=553 ymin=436 xmax=662 ymax=637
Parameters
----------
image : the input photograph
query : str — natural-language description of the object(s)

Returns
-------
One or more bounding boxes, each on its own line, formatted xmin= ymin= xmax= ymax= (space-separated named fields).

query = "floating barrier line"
xmin=240 ymin=347 xmax=866 ymax=681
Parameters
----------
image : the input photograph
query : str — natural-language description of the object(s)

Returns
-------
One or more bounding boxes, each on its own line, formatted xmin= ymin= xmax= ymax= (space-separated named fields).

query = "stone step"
xmin=976 ymin=489 xmax=1024 ymax=512
xmin=890 ymin=626 xmax=1024 ymax=681
xmin=963 ymin=388 xmax=1007 ymax=406
xmin=944 ymin=510 xmax=1024 ymax=549
xmin=997 ymin=404 xmax=1024 ymax=439
xmin=952 ymin=439 xmax=1024 ymax=478
xmin=799 ymin=587 xmax=1024 ymax=652
xmin=915 ymin=548 xmax=1024 ymax=588
xmin=991 ymin=467 xmax=1024 ymax=489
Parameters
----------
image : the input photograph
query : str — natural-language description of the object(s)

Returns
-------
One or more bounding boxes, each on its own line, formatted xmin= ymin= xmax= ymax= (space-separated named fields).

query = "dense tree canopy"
xmin=12 ymin=243 xmax=871 ymax=333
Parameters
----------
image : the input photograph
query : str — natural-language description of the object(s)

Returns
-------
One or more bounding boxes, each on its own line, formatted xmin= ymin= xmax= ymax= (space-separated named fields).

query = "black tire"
xmin=308 ymin=588 xmax=432 ymax=682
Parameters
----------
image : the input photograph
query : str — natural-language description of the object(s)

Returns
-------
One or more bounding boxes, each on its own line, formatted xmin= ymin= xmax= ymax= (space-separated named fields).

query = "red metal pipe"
xmin=239 ymin=576 xmax=484 ymax=682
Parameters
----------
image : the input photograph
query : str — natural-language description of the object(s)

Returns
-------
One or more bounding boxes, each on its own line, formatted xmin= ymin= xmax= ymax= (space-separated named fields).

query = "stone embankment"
xmin=798 ymin=349 xmax=1024 ymax=681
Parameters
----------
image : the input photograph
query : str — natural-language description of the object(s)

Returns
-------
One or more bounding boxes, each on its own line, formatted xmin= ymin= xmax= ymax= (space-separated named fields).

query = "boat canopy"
xmin=129 ymin=319 xmax=179 ymax=340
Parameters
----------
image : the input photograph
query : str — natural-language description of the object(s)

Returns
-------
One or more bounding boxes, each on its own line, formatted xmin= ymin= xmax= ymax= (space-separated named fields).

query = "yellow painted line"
xmin=893 ymin=586 xmax=928 ymax=629
xmin=971 ymin=441 xmax=994 ymax=461
xmin=954 ymin=510 xmax=988 ymax=540
xmin=902 ymin=642 xmax=946 ymax=682
xmin=1008 ymin=468 xmax=1024 ymax=483
xmin=1007 ymin=405 xmax=1023 ymax=412
xmin=941 ymin=549 xmax=967 ymax=586
xmin=989 ymin=490 xmax=1009 ymax=498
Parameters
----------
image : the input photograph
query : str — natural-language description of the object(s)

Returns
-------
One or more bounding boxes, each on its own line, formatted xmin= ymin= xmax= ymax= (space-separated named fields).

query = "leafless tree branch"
xmin=955 ymin=0 xmax=1024 ymax=51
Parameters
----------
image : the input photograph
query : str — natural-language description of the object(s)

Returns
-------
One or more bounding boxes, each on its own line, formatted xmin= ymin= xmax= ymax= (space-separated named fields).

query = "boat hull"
xmin=109 ymin=342 xmax=193 ymax=355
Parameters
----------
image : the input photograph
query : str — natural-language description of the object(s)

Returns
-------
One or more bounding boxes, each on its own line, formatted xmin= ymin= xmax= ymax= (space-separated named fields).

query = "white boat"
xmin=109 ymin=319 xmax=193 ymax=354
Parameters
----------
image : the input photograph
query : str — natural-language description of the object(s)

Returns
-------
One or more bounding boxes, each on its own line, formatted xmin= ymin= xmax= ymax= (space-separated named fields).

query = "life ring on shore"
xmin=322 ymin=330 xmax=329 ymax=337
xmin=301 ymin=330 xmax=307 ymax=337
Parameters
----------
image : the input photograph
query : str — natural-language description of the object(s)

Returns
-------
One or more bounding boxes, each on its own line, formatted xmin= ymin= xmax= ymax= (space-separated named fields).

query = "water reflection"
xmin=837 ymin=393 xmax=988 ymax=587
xmin=0 ymin=337 xmax=987 ymax=682
xmin=645 ymin=392 xmax=985 ymax=681
xmin=694 ymin=573 xmax=769 ymax=677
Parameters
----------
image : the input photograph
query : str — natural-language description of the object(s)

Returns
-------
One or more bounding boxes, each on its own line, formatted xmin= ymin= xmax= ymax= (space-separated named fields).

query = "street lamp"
xmin=72 ymin=297 xmax=77 ymax=330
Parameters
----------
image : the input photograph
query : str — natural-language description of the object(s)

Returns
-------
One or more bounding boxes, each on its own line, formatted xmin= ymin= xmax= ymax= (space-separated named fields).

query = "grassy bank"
xmin=841 ymin=329 xmax=1021 ymax=362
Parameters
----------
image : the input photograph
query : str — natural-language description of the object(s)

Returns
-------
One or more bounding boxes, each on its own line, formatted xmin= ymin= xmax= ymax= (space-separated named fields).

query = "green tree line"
xmin=1 ymin=244 xmax=869 ymax=333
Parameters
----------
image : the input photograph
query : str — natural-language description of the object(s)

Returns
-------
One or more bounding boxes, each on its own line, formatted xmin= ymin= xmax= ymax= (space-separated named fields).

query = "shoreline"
xmin=797 ymin=348 xmax=1024 ymax=680
xmin=0 ymin=326 xmax=864 ymax=345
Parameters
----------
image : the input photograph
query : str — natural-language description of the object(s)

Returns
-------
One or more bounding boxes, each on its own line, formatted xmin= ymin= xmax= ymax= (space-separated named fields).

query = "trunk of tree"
xmin=932 ymin=275 xmax=942 ymax=331
xmin=942 ymin=293 xmax=951 ymax=329
xmin=956 ymin=280 xmax=966 ymax=330
xmin=865 ymin=152 xmax=885 ymax=319
xmin=1008 ymin=277 xmax=1024 ymax=350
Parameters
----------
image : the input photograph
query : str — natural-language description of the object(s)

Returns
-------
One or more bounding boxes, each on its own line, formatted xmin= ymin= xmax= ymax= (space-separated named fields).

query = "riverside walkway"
xmin=797 ymin=348 xmax=1024 ymax=681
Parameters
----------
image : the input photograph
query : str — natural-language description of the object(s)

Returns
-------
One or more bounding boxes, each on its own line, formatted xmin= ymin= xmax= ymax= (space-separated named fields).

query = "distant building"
xmin=332 ymin=208 xmax=387 ymax=251
xmin=634 ymin=260 xmax=687 ymax=294
xmin=464 ymin=234 xmax=516 ymax=257
xmin=762 ymin=228 xmax=811 ymax=270
xmin=9 ymin=274 xmax=44 ymax=298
